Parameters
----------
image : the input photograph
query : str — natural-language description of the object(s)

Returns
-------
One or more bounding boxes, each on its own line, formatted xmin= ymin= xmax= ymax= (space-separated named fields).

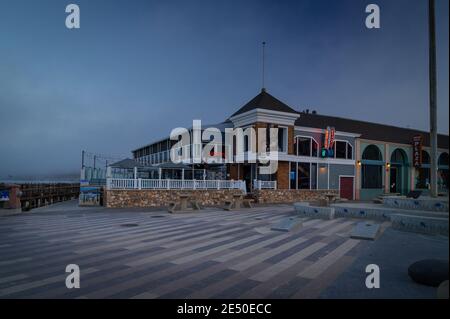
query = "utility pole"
xmin=262 ymin=41 xmax=266 ymax=91
xmin=428 ymin=0 xmax=438 ymax=197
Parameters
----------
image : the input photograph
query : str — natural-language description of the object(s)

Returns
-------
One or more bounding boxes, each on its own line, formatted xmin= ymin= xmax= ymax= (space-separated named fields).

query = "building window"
xmin=278 ymin=127 xmax=288 ymax=153
xmin=297 ymin=163 xmax=310 ymax=189
xmin=311 ymin=163 xmax=317 ymax=189
xmin=290 ymin=162 xmax=296 ymax=190
xmin=290 ymin=162 xmax=316 ymax=190
xmin=438 ymin=152 xmax=449 ymax=166
xmin=362 ymin=145 xmax=382 ymax=161
xmin=361 ymin=145 xmax=383 ymax=189
xmin=362 ymin=165 xmax=383 ymax=189
xmin=297 ymin=137 xmax=310 ymax=156
xmin=347 ymin=144 xmax=353 ymax=159
xmin=334 ymin=140 xmax=353 ymax=159
xmin=335 ymin=141 xmax=347 ymax=159
xmin=296 ymin=136 xmax=318 ymax=157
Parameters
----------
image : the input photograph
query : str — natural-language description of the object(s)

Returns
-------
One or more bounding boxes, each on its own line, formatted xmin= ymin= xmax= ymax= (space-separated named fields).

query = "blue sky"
xmin=0 ymin=0 xmax=448 ymax=176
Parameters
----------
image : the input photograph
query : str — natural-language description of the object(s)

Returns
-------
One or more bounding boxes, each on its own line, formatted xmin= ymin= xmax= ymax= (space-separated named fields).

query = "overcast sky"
xmin=0 ymin=0 xmax=448 ymax=176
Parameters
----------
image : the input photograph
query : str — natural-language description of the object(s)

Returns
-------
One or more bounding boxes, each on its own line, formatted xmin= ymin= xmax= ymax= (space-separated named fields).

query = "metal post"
xmin=429 ymin=0 xmax=438 ymax=197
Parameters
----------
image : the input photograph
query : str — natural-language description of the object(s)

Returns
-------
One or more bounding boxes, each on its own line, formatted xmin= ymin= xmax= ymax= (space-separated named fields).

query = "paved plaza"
xmin=0 ymin=200 xmax=447 ymax=299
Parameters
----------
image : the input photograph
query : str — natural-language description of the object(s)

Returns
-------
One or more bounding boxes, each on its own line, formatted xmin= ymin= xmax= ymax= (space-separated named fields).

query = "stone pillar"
xmin=5 ymin=185 xmax=21 ymax=209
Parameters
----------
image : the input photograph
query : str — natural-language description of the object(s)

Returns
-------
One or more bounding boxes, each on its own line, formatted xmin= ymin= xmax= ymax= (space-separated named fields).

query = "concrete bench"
xmin=383 ymin=196 xmax=449 ymax=212
xmin=294 ymin=202 xmax=335 ymax=220
xmin=391 ymin=214 xmax=449 ymax=236
xmin=167 ymin=202 xmax=179 ymax=214
xmin=223 ymin=200 xmax=233 ymax=211
xmin=190 ymin=200 xmax=201 ymax=210
xmin=243 ymin=199 xmax=254 ymax=208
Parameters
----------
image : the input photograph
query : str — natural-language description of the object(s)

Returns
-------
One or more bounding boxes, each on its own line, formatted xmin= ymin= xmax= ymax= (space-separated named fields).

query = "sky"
xmin=0 ymin=0 xmax=448 ymax=176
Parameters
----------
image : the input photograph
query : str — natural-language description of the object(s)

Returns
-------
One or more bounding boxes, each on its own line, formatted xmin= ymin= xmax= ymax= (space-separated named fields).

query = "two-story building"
xmin=131 ymin=89 xmax=449 ymax=200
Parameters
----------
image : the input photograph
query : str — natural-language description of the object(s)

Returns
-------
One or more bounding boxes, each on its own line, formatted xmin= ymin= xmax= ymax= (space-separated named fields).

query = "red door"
xmin=340 ymin=177 xmax=354 ymax=200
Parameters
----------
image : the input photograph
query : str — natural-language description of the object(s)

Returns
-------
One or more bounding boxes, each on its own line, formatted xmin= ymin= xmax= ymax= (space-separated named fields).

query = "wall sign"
xmin=412 ymin=135 xmax=423 ymax=168
xmin=322 ymin=126 xmax=336 ymax=158
xmin=0 ymin=190 xmax=9 ymax=202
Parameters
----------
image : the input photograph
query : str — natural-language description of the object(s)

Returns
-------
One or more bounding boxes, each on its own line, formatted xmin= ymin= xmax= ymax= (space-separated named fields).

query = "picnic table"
xmin=168 ymin=193 xmax=202 ymax=213
xmin=223 ymin=194 xmax=254 ymax=210
xmin=179 ymin=193 xmax=190 ymax=210
xmin=324 ymin=193 xmax=337 ymax=206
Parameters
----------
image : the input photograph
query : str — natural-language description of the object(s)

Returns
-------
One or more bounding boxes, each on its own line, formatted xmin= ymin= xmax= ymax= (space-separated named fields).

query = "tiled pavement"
xmin=0 ymin=200 xmax=373 ymax=299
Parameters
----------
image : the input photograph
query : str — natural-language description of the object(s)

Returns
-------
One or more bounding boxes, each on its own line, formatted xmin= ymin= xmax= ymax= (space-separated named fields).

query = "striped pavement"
xmin=0 ymin=200 xmax=370 ymax=299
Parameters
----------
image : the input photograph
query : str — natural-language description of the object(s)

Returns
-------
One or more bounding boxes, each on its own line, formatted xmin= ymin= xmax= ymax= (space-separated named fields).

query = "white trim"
xmin=339 ymin=175 xmax=355 ymax=200
xmin=295 ymin=126 xmax=361 ymax=138
xmin=294 ymin=135 xmax=319 ymax=157
xmin=230 ymin=108 xmax=300 ymax=127
xmin=333 ymin=139 xmax=354 ymax=160
xmin=279 ymin=154 xmax=355 ymax=165
xmin=327 ymin=163 xmax=330 ymax=189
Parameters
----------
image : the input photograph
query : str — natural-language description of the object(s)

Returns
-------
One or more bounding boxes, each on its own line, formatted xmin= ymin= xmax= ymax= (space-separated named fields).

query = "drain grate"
xmin=150 ymin=215 xmax=166 ymax=218
xmin=120 ymin=223 xmax=139 ymax=227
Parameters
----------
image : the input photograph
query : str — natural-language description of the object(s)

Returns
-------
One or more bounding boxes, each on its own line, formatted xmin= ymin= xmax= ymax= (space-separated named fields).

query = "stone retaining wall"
xmin=104 ymin=189 xmax=244 ymax=208
xmin=253 ymin=189 xmax=339 ymax=204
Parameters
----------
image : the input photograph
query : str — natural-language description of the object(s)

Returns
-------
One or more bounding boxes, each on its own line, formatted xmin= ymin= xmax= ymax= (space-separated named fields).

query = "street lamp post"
xmin=428 ymin=0 xmax=438 ymax=197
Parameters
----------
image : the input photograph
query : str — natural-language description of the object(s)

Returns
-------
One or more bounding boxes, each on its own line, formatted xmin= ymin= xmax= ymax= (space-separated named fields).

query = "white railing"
xmin=107 ymin=178 xmax=246 ymax=191
xmin=253 ymin=180 xmax=277 ymax=190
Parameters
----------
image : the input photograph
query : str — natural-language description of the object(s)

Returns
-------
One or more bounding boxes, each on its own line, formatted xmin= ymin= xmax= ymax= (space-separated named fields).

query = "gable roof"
xmin=295 ymin=113 xmax=449 ymax=149
xmin=230 ymin=89 xmax=298 ymax=118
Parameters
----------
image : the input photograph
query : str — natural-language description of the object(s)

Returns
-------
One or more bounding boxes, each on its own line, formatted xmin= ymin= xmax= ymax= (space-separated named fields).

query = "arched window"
xmin=362 ymin=145 xmax=382 ymax=161
xmin=421 ymin=150 xmax=430 ymax=164
xmin=391 ymin=149 xmax=408 ymax=164
xmin=438 ymin=152 xmax=449 ymax=166
xmin=361 ymin=145 xmax=383 ymax=189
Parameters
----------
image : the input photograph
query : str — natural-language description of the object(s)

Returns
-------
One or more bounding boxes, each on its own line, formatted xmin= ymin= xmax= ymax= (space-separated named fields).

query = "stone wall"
xmin=104 ymin=189 xmax=244 ymax=208
xmin=253 ymin=189 xmax=339 ymax=204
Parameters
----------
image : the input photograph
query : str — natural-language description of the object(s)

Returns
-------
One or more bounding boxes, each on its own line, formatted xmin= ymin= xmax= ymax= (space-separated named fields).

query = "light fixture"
xmin=386 ymin=163 xmax=391 ymax=168
xmin=357 ymin=160 xmax=362 ymax=166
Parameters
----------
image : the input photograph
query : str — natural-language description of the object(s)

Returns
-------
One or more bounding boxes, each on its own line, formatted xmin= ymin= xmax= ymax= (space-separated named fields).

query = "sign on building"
xmin=0 ymin=190 xmax=9 ymax=202
xmin=412 ymin=135 xmax=423 ymax=168
xmin=321 ymin=126 xmax=336 ymax=158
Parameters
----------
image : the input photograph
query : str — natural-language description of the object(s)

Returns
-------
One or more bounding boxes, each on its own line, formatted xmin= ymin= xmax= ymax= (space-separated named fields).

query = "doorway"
xmin=242 ymin=164 xmax=252 ymax=192
xmin=390 ymin=167 xmax=399 ymax=193
xmin=339 ymin=176 xmax=354 ymax=200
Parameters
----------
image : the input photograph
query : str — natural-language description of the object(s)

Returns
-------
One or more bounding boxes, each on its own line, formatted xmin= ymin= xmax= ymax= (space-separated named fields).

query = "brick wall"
xmin=104 ymin=189 xmax=244 ymax=208
xmin=276 ymin=161 xmax=290 ymax=189
xmin=254 ymin=189 xmax=339 ymax=204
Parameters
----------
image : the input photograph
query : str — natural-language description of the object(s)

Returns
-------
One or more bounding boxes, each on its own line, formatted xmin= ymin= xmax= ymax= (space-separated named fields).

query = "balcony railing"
xmin=253 ymin=180 xmax=277 ymax=190
xmin=107 ymin=178 xmax=246 ymax=191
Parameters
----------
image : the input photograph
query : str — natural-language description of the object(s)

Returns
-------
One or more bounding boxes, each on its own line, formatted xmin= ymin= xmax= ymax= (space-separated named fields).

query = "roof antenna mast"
xmin=262 ymin=41 xmax=266 ymax=92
